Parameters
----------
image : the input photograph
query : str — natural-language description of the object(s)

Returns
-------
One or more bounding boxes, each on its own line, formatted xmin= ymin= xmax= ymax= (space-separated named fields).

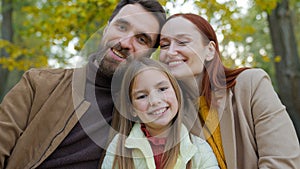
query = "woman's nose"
xmin=167 ymin=43 xmax=178 ymax=57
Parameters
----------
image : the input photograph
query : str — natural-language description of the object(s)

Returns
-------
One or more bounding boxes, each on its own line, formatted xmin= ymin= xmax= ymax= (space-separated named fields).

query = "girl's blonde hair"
xmin=110 ymin=57 xmax=196 ymax=169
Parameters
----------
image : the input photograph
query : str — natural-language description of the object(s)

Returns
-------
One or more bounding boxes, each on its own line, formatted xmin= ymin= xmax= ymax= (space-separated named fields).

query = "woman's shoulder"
xmin=235 ymin=68 xmax=271 ymax=88
xmin=237 ymin=68 xmax=268 ymax=80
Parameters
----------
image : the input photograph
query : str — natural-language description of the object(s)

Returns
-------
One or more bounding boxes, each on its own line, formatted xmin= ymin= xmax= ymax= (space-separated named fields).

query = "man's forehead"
xmin=112 ymin=4 xmax=160 ymax=33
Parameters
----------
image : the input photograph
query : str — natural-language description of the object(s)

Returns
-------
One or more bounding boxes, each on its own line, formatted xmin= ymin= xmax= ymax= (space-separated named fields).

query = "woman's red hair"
xmin=168 ymin=13 xmax=249 ymax=108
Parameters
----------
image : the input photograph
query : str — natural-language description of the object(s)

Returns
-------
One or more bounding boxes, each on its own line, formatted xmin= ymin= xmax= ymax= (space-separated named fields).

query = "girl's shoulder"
xmin=189 ymin=135 xmax=220 ymax=168
xmin=190 ymin=134 xmax=212 ymax=152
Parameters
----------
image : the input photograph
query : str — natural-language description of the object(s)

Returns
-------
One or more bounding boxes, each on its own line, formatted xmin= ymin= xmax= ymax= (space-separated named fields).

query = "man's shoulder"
xmin=25 ymin=67 xmax=74 ymax=77
xmin=22 ymin=67 xmax=80 ymax=89
xmin=24 ymin=67 xmax=78 ymax=82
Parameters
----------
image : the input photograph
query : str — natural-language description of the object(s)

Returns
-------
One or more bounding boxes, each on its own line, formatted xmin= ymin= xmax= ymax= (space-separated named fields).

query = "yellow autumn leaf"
xmin=274 ymin=55 xmax=282 ymax=62
xmin=262 ymin=55 xmax=271 ymax=62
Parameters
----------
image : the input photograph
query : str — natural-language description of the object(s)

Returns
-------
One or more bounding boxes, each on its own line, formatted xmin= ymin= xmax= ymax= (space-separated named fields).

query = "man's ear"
xmin=103 ymin=21 xmax=110 ymax=34
xmin=205 ymin=41 xmax=216 ymax=61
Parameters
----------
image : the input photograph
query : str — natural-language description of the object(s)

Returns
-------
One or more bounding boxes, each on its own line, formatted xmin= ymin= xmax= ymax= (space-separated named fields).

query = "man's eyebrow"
xmin=115 ymin=18 xmax=154 ymax=46
xmin=115 ymin=18 xmax=130 ymax=26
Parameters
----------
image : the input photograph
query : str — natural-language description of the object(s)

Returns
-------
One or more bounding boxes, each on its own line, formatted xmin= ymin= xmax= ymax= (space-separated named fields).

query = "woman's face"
xmin=159 ymin=17 xmax=213 ymax=79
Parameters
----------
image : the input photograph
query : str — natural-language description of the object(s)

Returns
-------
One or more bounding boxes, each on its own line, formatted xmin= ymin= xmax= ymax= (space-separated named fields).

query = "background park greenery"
xmin=1 ymin=0 xmax=300 ymax=137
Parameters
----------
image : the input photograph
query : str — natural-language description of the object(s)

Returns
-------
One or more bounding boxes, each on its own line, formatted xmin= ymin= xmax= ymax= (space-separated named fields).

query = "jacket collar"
xmin=72 ymin=65 xmax=90 ymax=118
xmin=125 ymin=123 xmax=197 ymax=168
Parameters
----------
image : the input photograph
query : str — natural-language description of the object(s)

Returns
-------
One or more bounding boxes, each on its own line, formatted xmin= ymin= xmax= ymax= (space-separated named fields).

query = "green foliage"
xmin=1 ymin=0 xmax=119 ymax=70
xmin=0 ymin=39 xmax=48 ymax=70
xmin=254 ymin=0 xmax=280 ymax=14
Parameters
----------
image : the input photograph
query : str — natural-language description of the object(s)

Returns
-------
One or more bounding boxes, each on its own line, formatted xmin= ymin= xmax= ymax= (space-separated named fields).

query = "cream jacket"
xmin=102 ymin=123 xmax=219 ymax=169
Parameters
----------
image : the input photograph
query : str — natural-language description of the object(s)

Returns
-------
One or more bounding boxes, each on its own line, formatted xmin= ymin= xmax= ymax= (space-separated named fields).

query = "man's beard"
xmin=96 ymin=45 xmax=119 ymax=78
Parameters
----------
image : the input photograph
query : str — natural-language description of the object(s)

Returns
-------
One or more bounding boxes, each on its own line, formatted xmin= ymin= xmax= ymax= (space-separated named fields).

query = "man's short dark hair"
xmin=109 ymin=0 xmax=166 ymax=49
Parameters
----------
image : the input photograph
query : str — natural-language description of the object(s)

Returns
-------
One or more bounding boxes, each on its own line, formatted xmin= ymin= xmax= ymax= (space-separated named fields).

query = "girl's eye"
xmin=136 ymin=94 xmax=147 ymax=100
xmin=159 ymin=87 xmax=168 ymax=92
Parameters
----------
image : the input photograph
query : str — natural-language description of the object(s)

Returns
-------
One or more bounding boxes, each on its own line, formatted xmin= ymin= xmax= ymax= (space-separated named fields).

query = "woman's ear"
xmin=205 ymin=41 xmax=216 ymax=61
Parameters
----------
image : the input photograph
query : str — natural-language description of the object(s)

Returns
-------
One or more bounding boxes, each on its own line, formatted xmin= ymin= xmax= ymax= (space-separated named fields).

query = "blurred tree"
xmin=0 ymin=0 xmax=13 ymax=101
xmin=267 ymin=0 xmax=300 ymax=136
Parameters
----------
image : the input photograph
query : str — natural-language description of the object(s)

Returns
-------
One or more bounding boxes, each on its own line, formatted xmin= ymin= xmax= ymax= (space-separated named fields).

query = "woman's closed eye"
xmin=177 ymin=40 xmax=189 ymax=45
xmin=160 ymin=42 xmax=170 ymax=49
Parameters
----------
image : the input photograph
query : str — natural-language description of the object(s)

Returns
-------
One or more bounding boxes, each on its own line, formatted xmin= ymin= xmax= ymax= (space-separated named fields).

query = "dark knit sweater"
xmin=37 ymin=57 xmax=113 ymax=169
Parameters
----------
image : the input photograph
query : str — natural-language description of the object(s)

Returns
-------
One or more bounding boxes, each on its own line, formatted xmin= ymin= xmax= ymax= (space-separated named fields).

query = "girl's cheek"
xmin=164 ymin=90 xmax=177 ymax=100
xmin=133 ymin=101 xmax=148 ymax=111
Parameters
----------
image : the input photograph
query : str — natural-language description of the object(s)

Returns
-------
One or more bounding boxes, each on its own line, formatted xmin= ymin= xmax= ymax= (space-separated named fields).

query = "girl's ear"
xmin=205 ymin=41 xmax=216 ymax=62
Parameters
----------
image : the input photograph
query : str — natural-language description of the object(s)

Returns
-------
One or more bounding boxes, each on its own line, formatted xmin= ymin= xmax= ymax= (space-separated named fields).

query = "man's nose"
xmin=119 ymin=35 xmax=134 ymax=52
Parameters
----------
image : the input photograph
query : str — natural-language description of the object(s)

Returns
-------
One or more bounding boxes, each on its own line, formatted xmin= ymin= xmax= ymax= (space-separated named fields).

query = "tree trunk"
xmin=268 ymin=0 xmax=300 ymax=137
xmin=0 ymin=0 xmax=13 ymax=101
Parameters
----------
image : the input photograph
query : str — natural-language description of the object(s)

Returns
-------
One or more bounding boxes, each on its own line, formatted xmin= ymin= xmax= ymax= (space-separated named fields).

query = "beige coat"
xmin=214 ymin=68 xmax=300 ymax=168
xmin=0 ymin=66 xmax=89 ymax=169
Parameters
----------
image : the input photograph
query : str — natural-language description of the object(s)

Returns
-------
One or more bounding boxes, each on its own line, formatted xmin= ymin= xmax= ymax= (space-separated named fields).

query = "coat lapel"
xmin=218 ymin=89 xmax=237 ymax=169
xmin=72 ymin=66 xmax=90 ymax=119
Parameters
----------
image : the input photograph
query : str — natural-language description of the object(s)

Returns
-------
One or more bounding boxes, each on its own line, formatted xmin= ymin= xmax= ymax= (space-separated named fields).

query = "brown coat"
xmin=0 ymin=66 xmax=89 ymax=169
xmin=213 ymin=68 xmax=300 ymax=168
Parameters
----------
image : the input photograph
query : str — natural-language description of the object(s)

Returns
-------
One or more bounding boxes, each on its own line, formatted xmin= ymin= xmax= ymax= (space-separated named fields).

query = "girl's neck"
xmin=145 ymin=124 xmax=172 ymax=138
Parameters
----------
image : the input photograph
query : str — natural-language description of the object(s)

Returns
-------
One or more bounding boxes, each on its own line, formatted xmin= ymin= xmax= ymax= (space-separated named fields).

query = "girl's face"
xmin=159 ymin=17 xmax=214 ymax=79
xmin=130 ymin=69 xmax=178 ymax=136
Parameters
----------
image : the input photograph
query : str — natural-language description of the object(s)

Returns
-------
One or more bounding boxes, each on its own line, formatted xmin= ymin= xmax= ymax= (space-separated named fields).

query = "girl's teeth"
xmin=151 ymin=108 xmax=166 ymax=115
xmin=169 ymin=61 xmax=183 ymax=66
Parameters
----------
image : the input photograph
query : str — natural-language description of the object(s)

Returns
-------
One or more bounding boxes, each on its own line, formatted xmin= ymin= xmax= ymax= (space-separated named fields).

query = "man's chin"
xmin=98 ymin=58 xmax=119 ymax=78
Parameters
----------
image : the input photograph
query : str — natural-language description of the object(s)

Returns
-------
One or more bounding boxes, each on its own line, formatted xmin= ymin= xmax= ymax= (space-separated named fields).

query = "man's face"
xmin=98 ymin=3 xmax=160 ymax=77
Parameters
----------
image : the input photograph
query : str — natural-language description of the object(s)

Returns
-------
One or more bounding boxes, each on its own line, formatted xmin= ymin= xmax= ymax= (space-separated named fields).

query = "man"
xmin=0 ymin=0 xmax=166 ymax=168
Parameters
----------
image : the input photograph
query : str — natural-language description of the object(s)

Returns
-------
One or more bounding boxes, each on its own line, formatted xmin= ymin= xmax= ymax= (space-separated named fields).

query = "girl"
xmin=159 ymin=13 xmax=300 ymax=169
xmin=101 ymin=57 xmax=219 ymax=169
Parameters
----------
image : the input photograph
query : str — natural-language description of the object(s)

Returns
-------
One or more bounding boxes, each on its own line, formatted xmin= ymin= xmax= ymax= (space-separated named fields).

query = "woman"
xmin=159 ymin=13 xmax=300 ymax=169
xmin=102 ymin=57 xmax=219 ymax=169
